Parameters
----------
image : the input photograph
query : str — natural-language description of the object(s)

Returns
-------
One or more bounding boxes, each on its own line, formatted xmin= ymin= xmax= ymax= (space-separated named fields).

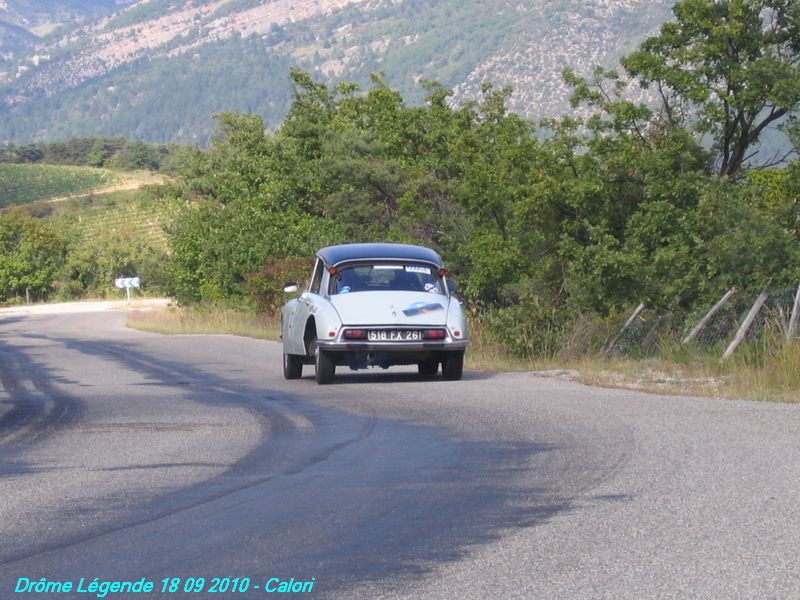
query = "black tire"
xmin=314 ymin=344 xmax=336 ymax=385
xmin=417 ymin=358 xmax=439 ymax=377
xmin=442 ymin=351 xmax=464 ymax=381
xmin=283 ymin=352 xmax=303 ymax=379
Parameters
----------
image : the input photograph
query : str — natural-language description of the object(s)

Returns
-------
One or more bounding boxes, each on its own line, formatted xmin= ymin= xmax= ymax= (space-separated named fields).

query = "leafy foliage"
xmin=245 ymin=257 xmax=310 ymax=315
xmin=165 ymin=110 xmax=340 ymax=304
xmin=621 ymin=0 xmax=800 ymax=176
xmin=0 ymin=208 xmax=66 ymax=302
xmin=162 ymin=60 xmax=800 ymax=349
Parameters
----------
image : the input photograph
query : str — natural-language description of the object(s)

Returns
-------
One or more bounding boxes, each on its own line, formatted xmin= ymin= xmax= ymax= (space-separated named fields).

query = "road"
xmin=1 ymin=309 xmax=799 ymax=599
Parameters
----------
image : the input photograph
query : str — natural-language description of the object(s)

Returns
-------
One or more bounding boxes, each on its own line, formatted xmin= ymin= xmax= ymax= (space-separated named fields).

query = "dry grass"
xmin=520 ymin=344 xmax=800 ymax=403
xmin=720 ymin=337 xmax=800 ymax=403
xmin=127 ymin=305 xmax=799 ymax=403
xmin=127 ymin=305 xmax=280 ymax=340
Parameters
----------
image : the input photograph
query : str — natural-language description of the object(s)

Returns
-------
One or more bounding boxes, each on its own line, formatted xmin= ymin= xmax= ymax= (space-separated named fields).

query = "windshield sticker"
xmin=402 ymin=301 xmax=444 ymax=317
xmin=404 ymin=265 xmax=431 ymax=274
xmin=374 ymin=265 xmax=404 ymax=270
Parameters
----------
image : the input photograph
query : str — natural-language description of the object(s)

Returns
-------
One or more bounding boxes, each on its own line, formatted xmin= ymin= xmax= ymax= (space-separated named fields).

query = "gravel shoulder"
xmin=0 ymin=298 xmax=170 ymax=316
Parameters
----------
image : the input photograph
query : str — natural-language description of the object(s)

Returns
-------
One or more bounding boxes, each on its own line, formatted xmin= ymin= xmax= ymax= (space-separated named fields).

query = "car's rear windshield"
xmin=329 ymin=262 xmax=445 ymax=295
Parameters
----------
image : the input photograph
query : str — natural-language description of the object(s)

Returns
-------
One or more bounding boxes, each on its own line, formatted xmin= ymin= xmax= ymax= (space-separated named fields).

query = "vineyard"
xmin=49 ymin=189 xmax=173 ymax=250
xmin=0 ymin=163 xmax=125 ymax=207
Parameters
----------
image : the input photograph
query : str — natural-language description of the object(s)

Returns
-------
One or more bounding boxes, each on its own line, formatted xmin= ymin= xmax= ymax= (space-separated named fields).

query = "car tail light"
xmin=423 ymin=329 xmax=446 ymax=340
xmin=343 ymin=329 xmax=366 ymax=340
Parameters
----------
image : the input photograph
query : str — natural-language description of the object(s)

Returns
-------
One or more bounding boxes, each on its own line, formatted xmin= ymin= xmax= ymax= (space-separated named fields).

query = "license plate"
xmin=367 ymin=330 xmax=421 ymax=341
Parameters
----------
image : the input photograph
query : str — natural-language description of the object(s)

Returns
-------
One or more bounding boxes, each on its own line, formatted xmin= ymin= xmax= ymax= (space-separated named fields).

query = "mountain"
xmin=0 ymin=1 xmax=135 ymax=47
xmin=0 ymin=0 xmax=676 ymax=144
xmin=1 ymin=0 xmax=117 ymax=31
xmin=0 ymin=20 xmax=36 ymax=59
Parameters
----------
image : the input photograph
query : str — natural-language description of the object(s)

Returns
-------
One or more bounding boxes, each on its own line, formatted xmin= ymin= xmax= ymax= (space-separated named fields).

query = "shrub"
xmin=245 ymin=257 xmax=310 ymax=315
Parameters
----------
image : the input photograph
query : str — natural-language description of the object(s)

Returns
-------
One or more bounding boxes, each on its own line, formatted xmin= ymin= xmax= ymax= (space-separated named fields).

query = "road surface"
xmin=1 ymin=309 xmax=798 ymax=598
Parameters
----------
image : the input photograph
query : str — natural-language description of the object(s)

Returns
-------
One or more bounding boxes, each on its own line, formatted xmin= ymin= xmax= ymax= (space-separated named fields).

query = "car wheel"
xmin=417 ymin=358 xmax=439 ymax=377
xmin=314 ymin=343 xmax=335 ymax=385
xmin=283 ymin=352 xmax=303 ymax=379
xmin=442 ymin=351 xmax=464 ymax=381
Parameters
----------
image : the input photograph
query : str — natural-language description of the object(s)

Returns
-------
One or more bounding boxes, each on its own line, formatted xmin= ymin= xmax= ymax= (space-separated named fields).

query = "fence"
xmin=602 ymin=283 xmax=800 ymax=359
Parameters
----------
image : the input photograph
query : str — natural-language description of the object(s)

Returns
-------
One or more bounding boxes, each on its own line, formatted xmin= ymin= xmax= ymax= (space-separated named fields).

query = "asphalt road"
xmin=1 ymin=309 xmax=799 ymax=599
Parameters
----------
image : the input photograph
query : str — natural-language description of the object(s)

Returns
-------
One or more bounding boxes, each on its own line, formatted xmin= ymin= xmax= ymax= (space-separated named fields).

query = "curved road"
xmin=1 ymin=309 xmax=799 ymax=598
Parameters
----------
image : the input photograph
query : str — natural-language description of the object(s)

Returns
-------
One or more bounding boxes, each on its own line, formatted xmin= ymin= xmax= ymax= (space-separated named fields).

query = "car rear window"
xmin=330 ymin=263 xmax=444 ymax=295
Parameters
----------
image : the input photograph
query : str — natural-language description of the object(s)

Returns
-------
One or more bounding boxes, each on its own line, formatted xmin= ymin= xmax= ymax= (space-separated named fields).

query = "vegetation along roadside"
xmin=5 ymin=0 xmax=800 ymax=402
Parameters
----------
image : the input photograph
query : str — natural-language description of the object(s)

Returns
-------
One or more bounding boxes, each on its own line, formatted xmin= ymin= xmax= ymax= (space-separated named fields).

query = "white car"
xmin=281 ymin=243 xmax=468 ymax=384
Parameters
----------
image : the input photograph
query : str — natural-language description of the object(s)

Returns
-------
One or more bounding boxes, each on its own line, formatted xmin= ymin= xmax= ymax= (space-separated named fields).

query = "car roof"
xmin=317 ymin=243 xmax=444 ymax=267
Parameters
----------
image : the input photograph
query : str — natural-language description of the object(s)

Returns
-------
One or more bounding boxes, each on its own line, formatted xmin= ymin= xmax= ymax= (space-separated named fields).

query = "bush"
xmin=245 ymin=257 xmax=310 ymax=315
xmin=482 ymin=301 xmax=573 ymax=359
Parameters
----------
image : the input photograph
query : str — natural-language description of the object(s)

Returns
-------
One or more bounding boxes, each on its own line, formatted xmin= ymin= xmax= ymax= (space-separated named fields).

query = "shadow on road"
xmin=0 ymin=331 xmax=613 ymax=597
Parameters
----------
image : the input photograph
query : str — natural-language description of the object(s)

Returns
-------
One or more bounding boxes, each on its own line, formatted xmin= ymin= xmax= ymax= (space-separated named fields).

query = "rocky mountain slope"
xmin=0 ymin=0 xmax=676 ymax=143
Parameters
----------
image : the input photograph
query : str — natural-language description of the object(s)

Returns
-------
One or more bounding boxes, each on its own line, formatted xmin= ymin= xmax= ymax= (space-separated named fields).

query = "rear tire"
xmin=418 ymin=358 xmax=439 ymax=377
xmin=315 ymin=343 xmax=336 ymax=385
xmin=442 ymin=351 xmax=464 ymax=381
xmin=283 ymin=352 xmax=303 ymax=379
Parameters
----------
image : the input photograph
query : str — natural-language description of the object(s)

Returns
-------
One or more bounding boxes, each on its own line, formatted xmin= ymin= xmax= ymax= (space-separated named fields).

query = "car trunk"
xmin=330 ymin=291 xmax=449 ymax=326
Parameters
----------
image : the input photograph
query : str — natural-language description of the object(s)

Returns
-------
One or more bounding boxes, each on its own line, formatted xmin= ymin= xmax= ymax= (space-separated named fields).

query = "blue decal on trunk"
xmin=402 ymin=301 xmax=444 ymax=316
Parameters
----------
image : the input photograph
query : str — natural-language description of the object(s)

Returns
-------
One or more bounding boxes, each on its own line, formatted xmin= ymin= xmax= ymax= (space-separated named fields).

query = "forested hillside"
xmin=0 ymin=0 xmax=674 ymax=144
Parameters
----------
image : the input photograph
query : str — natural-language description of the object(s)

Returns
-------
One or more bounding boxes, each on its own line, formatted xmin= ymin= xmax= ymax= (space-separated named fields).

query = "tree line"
xmin=0 ymin=136 xmax=188 ymax=172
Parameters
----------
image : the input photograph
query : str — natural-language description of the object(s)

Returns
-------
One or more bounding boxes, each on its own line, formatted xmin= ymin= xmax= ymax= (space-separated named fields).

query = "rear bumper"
xmin=317 ymin=340 xmax=468 ymax=353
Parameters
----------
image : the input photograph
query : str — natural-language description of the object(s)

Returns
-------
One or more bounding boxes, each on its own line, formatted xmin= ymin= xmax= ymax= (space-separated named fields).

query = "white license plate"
xmin=367 ymin=330 xmax=421 ymax=341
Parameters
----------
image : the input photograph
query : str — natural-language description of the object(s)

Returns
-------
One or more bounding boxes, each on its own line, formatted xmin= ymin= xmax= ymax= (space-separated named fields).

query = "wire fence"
xmin=603 ymin=284 xmax=800 ymax=358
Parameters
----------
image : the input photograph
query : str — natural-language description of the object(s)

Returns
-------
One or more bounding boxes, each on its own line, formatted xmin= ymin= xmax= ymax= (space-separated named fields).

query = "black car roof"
xmin=317 ymin=243 xmax=444 ymax=267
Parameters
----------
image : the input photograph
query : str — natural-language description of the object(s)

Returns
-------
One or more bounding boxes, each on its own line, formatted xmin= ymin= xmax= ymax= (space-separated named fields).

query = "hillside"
xmin=0 ymin=20 xmax=36 ymax=59
xmin=0 ymin=0 xmax=675 ymax=144
xmin=0 ymin=162 xmax=125 ymax=206
xmin=46 ymin=186 xmax=172 ymax=251
xmin=0 ymin=164 xmax=174 ymax=301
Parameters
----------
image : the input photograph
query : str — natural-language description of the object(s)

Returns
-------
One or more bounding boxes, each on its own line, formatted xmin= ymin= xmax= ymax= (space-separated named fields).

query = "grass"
xmin=126 ymin=304 xmax=800 ymax=403
xmin=127 ymin=305 xmax=281 ymax=340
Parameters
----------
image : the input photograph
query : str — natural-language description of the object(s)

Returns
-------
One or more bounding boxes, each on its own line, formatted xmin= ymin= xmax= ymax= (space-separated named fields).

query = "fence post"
xmin=642 ymin=313 xmax=668 ymax=354
xmin=603 ymin=303 xmax=645 ymax=355
xmin=787 ymin=282 xmax=800 ymax=341
xmin=682 ymin=287 xmax=736 ymax=344
xmin=722 ymin=283 xmax=771 ymax=360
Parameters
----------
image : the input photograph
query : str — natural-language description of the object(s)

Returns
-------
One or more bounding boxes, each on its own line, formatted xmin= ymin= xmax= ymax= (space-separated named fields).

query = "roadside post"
xmin=115 ymin=277 xmax=141 ymax=304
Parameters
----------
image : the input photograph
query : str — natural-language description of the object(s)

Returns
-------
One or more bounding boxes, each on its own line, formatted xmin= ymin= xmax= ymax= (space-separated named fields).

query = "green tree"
xmin=622 ymin=0 xmax=800 ymax=177
xmin=0 ymin=209 xmax=66 ymax=302
xmin=166 ymin=111 xmax=338 ymax=304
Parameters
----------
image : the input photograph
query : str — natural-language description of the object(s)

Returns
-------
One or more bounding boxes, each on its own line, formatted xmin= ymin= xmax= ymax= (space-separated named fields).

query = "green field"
xmin=0 ymin=163 xmax=124 ymax=207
